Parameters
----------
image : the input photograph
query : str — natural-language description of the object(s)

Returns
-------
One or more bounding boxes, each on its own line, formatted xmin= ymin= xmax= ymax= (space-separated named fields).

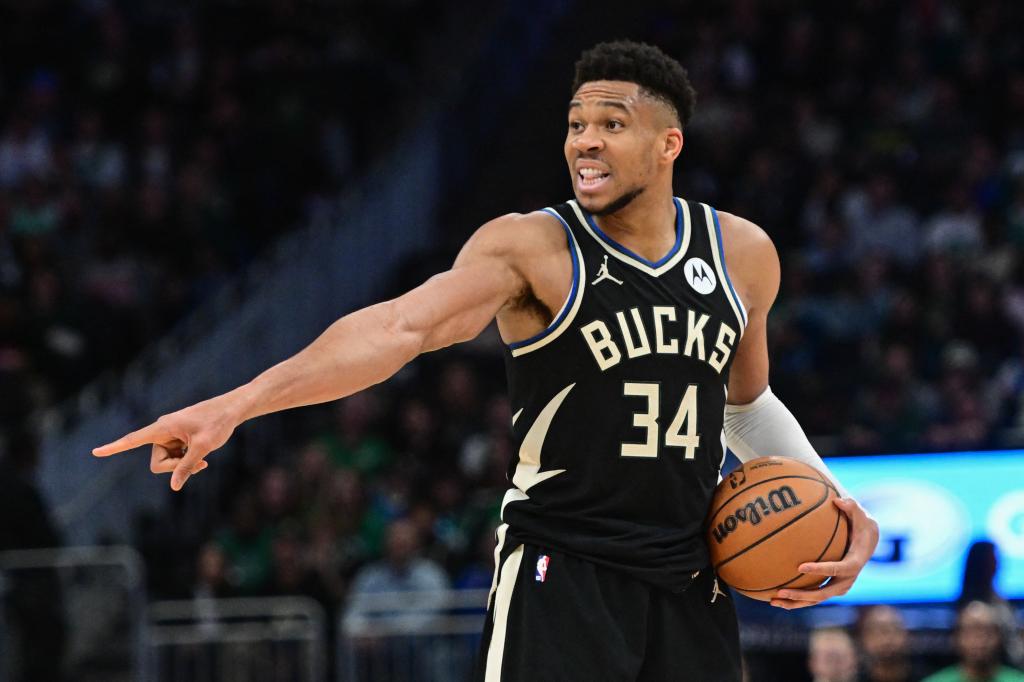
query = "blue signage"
xmin=825 ymin=450 xmax=1024 ymax=603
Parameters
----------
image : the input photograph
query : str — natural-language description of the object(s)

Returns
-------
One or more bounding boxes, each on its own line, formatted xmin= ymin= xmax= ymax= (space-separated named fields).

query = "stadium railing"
xmin=147 ymin=596 xmax=326 ymax=682
xmin=0 ymin=545 xmax=146 ymax=681
xmin=338 ymin=588 xmax=489 ymax=682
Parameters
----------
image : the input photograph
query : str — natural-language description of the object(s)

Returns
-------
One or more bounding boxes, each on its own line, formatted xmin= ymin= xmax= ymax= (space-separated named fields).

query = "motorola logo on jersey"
xmin=684 ymin=257 xmax=717 ymax=295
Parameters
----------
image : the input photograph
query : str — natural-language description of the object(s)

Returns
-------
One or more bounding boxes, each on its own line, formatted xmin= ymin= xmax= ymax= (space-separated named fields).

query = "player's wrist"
xmin=219 ymin=384 xmax=261 ymax=425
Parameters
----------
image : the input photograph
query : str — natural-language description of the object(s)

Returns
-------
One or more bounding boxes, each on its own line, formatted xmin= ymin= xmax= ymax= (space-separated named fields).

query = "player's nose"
xmin=572 ymin=128 xmax=604 ymax=153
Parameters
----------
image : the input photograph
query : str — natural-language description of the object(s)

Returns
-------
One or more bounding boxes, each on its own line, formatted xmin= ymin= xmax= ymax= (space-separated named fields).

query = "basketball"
xmin=706 ymin=456 xmax=849 ymax=601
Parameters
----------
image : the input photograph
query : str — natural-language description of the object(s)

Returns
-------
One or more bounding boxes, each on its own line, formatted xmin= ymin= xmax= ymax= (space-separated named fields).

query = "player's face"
xmin=565 ymin=80 xmax=676 ymax=216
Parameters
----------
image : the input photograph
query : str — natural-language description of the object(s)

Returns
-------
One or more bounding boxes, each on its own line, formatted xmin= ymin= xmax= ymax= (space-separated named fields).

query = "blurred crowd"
xmin=0 ymin=0 xmax=451 ymax=436
xmin=797 ymin=542 xmax=1023 ymax=682
xmin=806 ymin=602 xmax=1024 ymax=682
xmin=638 ymin=0 xmax=1024 ymax=453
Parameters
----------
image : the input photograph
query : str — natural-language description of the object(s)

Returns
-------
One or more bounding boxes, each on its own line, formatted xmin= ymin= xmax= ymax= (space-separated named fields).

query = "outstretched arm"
xmin=93 ymin=213 xmax=541 ymax=490
xmin=719 ymin=211 xmax=879 ymax=609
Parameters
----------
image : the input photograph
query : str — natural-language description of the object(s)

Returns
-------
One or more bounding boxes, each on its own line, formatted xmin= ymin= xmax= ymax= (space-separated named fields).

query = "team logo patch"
xmin=535 ymin=554 xmax=550 ymax=582
xmin=684 ymin=257 xmax=716 ymax=294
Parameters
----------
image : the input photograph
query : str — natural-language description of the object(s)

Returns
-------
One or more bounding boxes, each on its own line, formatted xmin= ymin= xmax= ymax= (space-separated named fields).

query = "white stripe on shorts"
xmin=485 ymin=544 xmax=524 ymax=682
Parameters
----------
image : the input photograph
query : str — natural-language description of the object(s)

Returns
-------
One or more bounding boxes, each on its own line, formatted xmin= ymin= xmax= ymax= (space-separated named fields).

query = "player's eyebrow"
xmin=568 ymin=100 xmax=632 ymax=114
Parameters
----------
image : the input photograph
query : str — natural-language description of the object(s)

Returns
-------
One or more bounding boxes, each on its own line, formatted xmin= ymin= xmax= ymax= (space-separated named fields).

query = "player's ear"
xmin=661 ymin=128 xmax=683 ymax=163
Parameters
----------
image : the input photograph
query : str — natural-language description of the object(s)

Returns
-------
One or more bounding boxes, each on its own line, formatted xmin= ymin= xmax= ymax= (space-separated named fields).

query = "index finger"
xmin=798 ymin=559 xmax=855 ymax=577
xmin=92 ymin=422 xmax=168 ymax=457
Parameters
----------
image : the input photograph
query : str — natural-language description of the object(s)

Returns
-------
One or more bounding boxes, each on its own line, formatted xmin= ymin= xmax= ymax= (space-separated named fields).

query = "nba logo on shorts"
xmin=535 ymin=555 xmax=550 ymax=582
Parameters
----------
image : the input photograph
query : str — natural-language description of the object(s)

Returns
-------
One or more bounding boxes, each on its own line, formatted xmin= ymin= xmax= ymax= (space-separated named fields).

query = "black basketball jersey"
xmin=498 ymin=197 xmax=748 ymax=593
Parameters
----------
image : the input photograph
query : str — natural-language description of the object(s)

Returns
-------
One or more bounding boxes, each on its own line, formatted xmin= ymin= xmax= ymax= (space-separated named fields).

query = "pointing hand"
xmin=92 ymin=395 xmax=242 ymax=491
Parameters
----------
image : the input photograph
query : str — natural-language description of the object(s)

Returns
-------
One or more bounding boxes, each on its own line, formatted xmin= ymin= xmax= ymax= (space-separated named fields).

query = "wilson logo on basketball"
xmin=711 ymin=485 xmax=803 ymax=544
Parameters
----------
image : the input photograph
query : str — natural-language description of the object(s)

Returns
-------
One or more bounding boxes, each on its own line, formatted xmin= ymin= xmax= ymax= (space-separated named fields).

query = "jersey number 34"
xmin=621 ymin=382 xmax=700 ymax=459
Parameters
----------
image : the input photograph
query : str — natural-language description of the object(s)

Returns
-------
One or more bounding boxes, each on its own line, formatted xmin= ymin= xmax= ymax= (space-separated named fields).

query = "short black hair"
xmin=572 ymin=40 xmax=696 ymax=127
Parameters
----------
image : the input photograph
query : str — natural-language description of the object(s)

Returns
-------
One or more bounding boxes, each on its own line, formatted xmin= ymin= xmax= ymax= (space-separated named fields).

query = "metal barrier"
xmin=147 ymin=596 xmax=326 ymax=682
xmin=0 ymin=545 xmax=145 ymax=682
xmin=338 ymin=588 xmax=489 ymax=682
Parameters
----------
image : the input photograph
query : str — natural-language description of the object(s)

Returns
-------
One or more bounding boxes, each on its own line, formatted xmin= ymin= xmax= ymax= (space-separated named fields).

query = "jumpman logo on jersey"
xmin=591 ymin=255 xmax=624 ymax=286
xmin=710 ymin=576 xmax=728 ymax=603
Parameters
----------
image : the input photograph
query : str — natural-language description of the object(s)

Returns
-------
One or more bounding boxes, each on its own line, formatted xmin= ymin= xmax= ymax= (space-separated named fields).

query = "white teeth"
xmin=580 ymin=168 xmax=606 ymax=178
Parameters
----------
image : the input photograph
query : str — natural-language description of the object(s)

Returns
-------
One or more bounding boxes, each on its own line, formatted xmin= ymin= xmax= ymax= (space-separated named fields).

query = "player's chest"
xmin=572 ymin=269 xmax=740 ymax=376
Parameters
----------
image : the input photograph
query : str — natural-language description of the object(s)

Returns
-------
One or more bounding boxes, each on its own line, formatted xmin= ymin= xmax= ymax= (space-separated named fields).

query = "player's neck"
xmin=590 ymin=190 xmax=677 ymax=261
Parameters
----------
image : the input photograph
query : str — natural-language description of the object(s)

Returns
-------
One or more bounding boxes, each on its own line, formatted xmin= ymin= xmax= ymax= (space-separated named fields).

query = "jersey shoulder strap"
xmin=542 ymin=202 xmax=586 ymax=242
xmin=683 ymin=199 xmax=748 ymax=330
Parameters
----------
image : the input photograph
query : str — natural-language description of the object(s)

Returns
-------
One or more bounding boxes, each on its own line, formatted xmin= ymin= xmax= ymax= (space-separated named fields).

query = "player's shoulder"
xmin=715 ymin=209 xmax=780 ymax=312
xmin=465 ymin=210 xmax=568 ymax=261
xmin=715 ymin=210 xmax=777 ymax=261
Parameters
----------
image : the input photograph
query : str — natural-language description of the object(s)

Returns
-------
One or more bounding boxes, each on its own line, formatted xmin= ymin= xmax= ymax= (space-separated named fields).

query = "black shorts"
xmin=474 ymin=541 xmax=741 ymax=682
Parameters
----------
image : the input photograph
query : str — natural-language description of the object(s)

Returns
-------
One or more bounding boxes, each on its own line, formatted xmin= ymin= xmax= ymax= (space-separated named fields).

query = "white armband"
xmin=723 ymin=386 xmax=849 ymax=498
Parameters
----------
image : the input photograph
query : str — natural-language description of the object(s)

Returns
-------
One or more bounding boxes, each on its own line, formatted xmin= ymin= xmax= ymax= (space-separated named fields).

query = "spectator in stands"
xmin=258 ymin=465 xmax=298 ymax=527
xmin=924 ymin=185 xmax=985 ymax=256
xmin=857 ymin=605 xmax=925 ymax=682
xmin=923 ymin=601 xmax=1024 ymax=682
xmin=809 ymin=627 xmax=858 ymax=682
xmin=265 ymin=524 xmax=332 ymax=609
xmin=840 ymin=173 xmax=921 ymax=266
xmin=960 ymin=541 xmax=1024 ymax=668
xmin=437 ymin=359 xmax=484 ymax=459
xmin=925 ymin=343 xmax=996 ymax=450
xmin=318 ymin=391 xmax=393 ymax=476
xmin=295 ymin=440 xmax=331 ymax=510
xmin=344 ymin=518 xmax=450 ymax=632
xmin=215 ymin=490 xmax=273 ymax=594
xmin=343 ymin=518 xmax=452 ymax=681
xmin=193 ymin=542 xmax=232 ymax=599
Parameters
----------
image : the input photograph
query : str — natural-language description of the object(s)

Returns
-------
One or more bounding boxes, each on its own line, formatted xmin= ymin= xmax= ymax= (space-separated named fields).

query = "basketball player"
xmin=94 ymin=41 xmax=879 ymax=681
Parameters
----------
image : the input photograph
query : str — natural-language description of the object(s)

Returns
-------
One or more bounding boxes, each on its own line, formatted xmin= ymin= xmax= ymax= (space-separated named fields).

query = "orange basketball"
xmin=706 ymin=456 xmax=849 ymax=601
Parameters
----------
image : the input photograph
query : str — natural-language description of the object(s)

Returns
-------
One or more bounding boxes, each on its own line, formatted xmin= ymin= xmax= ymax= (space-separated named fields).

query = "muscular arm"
xmin=232 ymin=220 xmax=526 ymax=421
xmin=94 ymin=212 xmax=562 ymax=489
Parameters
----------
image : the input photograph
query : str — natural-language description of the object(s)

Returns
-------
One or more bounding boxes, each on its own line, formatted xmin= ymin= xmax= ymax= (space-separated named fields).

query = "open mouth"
xmin=578 ymin=167 xmax=611 ymax=190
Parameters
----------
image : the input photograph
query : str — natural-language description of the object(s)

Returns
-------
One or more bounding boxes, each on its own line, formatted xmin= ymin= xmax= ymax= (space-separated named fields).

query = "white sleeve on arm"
xmin=723 ymin=386 xmax=850 ymax=498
